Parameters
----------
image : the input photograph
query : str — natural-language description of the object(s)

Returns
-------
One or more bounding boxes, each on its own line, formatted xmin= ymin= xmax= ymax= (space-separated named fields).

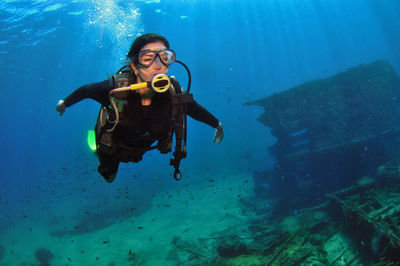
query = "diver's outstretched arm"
xmin=186 ymin=100 xmax=223 ymax=143
xmin=55 ymin=79 xmax=114 ymax=116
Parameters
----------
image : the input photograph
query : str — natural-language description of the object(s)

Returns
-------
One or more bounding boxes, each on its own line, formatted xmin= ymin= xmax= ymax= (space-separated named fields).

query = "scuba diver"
xmin=56 ymin=33 xmax=224 ymax=183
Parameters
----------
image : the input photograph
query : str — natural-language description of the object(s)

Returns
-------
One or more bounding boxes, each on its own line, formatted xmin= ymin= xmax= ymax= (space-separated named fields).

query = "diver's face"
xmin=131 ymin=41 xmax=169 ymax=82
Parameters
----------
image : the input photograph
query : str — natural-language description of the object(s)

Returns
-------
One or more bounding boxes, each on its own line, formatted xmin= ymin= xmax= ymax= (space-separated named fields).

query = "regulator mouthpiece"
xmin=151 ymin=74 xmax=170 ymax=93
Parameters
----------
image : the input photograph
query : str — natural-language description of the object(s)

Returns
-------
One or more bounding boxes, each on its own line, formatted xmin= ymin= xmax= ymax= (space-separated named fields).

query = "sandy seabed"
xmin=0 ymin=171 xmax=254 ymax=266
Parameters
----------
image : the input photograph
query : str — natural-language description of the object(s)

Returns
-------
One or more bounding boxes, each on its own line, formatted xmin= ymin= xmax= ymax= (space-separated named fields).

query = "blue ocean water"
xmin=0 ymin=0 xmax=400 ymax=264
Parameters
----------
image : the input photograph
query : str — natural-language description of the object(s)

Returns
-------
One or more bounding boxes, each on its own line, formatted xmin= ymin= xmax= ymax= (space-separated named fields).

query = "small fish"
xmin=103 ymin=241 xmax=109 ymax=244
xmin=96 ymin=257 xmax=99 ymax=261
xmin=67 ymin=257 xmax=72 ymax=261
xmin=129 ymin=248 xmax=132 ymax=255
xmin=208 ymin=179 xmax=214 ymax=182
xmin=149 ymin=236 xmax=152 ymax=242
xmin=137 ymin=226 xmax=143 ymax=229
xmin=237 ymin=194 xmax=242 ymax=198
xmin=244 ymin=180 xmax=249 ymax=183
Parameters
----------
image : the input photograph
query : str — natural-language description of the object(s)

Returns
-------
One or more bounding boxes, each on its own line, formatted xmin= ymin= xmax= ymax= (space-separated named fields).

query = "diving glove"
xmin=213 ymin=122 xmax=224 ymax=144
xmin=56 ymin=100 xmax=66 ymax=116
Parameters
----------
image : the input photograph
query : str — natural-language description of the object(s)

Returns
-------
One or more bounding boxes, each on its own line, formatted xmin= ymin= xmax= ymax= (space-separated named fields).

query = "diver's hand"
xmin=56 ymin=100 xmax=66 ymax=116
xmin=213 ymin=122 xmax=224 ymax=144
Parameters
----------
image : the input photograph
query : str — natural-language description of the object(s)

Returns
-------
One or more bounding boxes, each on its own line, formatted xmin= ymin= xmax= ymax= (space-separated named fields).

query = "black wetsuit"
xmin=64 ymin=77 xmax=219 ymax=179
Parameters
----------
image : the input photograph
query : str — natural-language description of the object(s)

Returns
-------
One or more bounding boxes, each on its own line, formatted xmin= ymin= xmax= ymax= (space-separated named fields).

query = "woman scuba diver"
xmin=56 ymin=33 xmax=223 ymax=183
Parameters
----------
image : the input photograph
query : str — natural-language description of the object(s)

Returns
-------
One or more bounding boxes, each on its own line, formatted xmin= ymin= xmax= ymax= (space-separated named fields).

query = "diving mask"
xmin=137 ymin=49 xmax=176 ymax=68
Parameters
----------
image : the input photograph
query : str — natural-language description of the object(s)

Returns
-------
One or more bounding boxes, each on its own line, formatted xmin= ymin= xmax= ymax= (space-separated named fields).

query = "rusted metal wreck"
xmin=246 ymin=60 xmax=400 ymax=201
xmin=240 ymin=60 xmax=400 ymax=264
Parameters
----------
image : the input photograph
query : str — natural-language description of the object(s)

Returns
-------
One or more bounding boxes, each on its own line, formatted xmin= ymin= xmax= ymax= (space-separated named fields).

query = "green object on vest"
xmin=88 ymin=130 xmax=96 ymax=152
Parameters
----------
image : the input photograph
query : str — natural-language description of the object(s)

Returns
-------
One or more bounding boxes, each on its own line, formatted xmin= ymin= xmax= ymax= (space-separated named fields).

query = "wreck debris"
xmin=326 ymin=176 xmax=400 ymax=262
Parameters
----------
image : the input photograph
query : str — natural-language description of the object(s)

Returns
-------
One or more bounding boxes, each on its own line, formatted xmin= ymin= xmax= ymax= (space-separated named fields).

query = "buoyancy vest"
xmin=94 ymin=67 xmax=193 ymax=179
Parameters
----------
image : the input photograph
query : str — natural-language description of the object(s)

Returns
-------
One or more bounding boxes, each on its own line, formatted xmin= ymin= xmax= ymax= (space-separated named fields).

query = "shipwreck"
xmin=246 ymin=60 xmax=400 ymax=203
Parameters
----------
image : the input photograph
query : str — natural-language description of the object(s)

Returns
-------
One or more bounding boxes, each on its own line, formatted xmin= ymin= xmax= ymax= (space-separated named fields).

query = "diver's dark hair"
xmin=127 ymin=33 xmax=170 ymax=64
